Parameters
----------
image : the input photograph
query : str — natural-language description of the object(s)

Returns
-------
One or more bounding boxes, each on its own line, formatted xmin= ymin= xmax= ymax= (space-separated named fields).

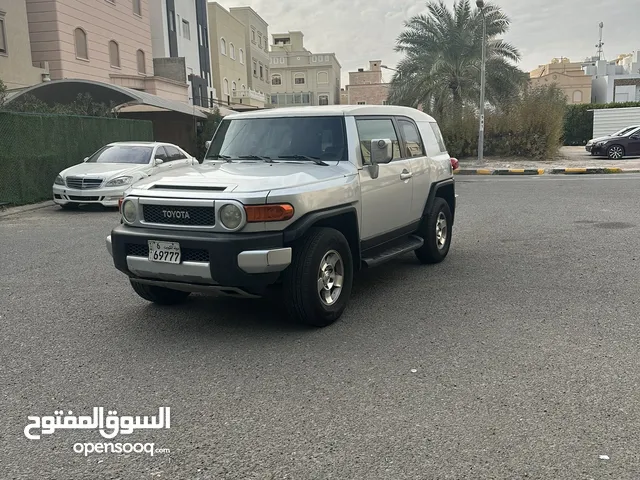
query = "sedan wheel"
xmin=607 ymin=145 xmax=625 ymax=160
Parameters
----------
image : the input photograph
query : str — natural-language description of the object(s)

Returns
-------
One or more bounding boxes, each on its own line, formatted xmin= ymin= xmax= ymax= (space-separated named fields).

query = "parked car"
xmin=588 ymin=126 xmax=640 ymax=159
xmin=106 ymin=106 xmax=456 ymax=327
xmin=53 ymin=142 xmax=197 ymax=209
xmin=586 ymin=125 xmax=640 ymax=154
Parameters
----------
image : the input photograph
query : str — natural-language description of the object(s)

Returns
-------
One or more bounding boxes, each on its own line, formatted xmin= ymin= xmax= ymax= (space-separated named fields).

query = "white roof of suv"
xmin=226 ymin=105 xmax=437 ymax=123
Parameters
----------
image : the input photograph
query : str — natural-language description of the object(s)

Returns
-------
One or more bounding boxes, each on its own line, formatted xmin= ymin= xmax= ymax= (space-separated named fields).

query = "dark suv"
xmin=589 ymin=126 xmax=640 ymax=159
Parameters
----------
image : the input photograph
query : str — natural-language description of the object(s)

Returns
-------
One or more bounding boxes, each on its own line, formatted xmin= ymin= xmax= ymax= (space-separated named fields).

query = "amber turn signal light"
xmin=245 ymin=204 xmax=294 ymax=222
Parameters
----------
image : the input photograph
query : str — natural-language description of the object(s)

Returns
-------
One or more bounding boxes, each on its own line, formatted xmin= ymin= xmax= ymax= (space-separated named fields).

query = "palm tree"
xmin=388 ymin=0 xmax=527 ymax=117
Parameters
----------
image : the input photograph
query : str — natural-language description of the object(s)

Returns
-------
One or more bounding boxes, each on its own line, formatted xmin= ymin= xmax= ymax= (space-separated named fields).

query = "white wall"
xmin=593 ymin=107 xmax=640 ymax=138
xmin=174 ymin=0 xmax=200 ymax=84
xmin=149 ymin=0 xmax=169 ymax=58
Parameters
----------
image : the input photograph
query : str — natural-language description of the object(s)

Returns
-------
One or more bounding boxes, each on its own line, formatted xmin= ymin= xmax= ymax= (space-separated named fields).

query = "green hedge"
xmin=564 ymin=102 xmax=640 ymax=146
xmin=0 ymin=111 xmax=153 ymax=205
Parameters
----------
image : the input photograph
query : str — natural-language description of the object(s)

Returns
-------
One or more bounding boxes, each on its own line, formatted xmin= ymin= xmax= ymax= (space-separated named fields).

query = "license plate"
xmin=148 ymin=240 xmax=181 ymax=264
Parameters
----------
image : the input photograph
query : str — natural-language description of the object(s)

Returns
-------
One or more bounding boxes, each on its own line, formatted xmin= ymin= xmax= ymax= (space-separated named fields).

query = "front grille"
xmin=142 ymin=205 xmax=215 ymax=226
xmin=126 ymin=243 xmax=209 ymax=262
xmin=68 ymin=195 xmax=100 ymax=201
xmin=66 ymin=176 xmax=103 ymax=189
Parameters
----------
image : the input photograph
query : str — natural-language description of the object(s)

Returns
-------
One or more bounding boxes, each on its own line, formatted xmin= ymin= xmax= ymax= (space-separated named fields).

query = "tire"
xmin=60 ymin=203 xmax=79 ymax=210
xmin=607 ymin=144 xmax=625 ymax=160
xmin=283 ymin=227 xmax=353 ymax=327
xmin=415 ymin=197 xmax=452 ymax=264
xmin=130 ymin=280 xmax=191 ymax=305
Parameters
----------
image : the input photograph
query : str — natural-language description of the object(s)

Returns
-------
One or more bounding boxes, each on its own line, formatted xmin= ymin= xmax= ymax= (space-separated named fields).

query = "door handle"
xmin=400 ymin=170 xmax=413 ymax=180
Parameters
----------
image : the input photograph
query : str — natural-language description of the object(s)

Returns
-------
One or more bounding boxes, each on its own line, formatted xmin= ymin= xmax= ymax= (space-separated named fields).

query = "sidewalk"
xmin=456 ymin=146 xmax=640 ymax=175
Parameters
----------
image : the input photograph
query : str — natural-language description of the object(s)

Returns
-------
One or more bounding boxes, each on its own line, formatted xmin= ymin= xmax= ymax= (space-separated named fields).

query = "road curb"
xmin=0 ymin=200 xmax=55 ymax=218
xmin=455 ymin=167 xmax=640 ymax=176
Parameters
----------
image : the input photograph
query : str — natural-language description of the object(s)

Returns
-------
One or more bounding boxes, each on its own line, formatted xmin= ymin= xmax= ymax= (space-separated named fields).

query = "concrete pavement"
xmin=2 ymin=176 xmax=640 ymax=478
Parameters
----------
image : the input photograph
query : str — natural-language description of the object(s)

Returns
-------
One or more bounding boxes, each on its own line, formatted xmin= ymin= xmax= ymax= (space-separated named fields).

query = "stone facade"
xmin=341 ymin=60 xmax=390 ymax=105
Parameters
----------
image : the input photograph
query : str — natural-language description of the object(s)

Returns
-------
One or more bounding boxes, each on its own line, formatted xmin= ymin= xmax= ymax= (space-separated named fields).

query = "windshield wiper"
xmin=238 ymin=155 xmax=273 ymax=162
xmin=277 ymin=155 xmax=328 ymax=166
xmin=206 ymin=154 xmax=232 ymax=162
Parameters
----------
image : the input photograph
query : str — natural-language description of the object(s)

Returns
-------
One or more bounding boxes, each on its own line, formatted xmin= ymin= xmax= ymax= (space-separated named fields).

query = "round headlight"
xmin=122 ymin=199 xmax=137 ymax=224
xmin=219 ymin=204 xmax=243 ymax=230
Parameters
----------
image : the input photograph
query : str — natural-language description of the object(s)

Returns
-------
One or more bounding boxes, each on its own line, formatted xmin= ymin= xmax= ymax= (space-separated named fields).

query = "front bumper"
xmin=589 ymin=145 xmax=607 ymax=156
xmin=585 ymin=144 xmax=592 ymax=152
xmin=53 ymin=184 xmax=127 ymax=207
xmin=106 ymin=225 xmax=292 ymax=295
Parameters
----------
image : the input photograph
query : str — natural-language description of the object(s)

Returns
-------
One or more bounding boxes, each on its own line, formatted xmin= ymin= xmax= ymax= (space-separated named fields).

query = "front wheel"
xmin=415 ymin=197 xmax=452 ymax=264
xmin=283 ymin=227 xmax=353 ymax=327
xmin=130 ymin=280 xmax=191 ymax=305
xmin=607 ymin=145 xmax=625 ymax=160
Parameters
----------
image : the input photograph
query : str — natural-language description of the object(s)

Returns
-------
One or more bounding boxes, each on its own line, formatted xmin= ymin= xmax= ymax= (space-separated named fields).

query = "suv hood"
xmin=132 ymin=161 xmax=353 ymax=193
xmin=61 ymin=163 xmax=148 ymax=178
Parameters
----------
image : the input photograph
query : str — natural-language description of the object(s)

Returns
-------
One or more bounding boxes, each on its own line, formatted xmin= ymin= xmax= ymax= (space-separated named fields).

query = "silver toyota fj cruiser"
xmin=106 ymin=105 xmax=456 ymax=327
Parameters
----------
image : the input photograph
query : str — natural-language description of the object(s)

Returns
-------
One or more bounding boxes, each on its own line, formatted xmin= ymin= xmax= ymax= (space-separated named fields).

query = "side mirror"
xmin=205 ymin=141 xmax=211 ymax=149
xmin=83 ymin=157 xmax=89 ymax=163
xmin=154 ymin=158 xmax=164 ymax=166
xmin=367 ymin=138 xmax=392 ymax=179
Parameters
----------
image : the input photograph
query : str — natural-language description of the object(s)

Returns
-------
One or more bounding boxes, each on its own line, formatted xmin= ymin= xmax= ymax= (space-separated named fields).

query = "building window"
xmin=239 ymin=48 xmax=244 ymax=64
xmin=137 ymin=49 xmax=146 ymax=74
xmin=572 ymin=90 xmax=583 ymax=103
xmin=251 ymin=29 xmax=256 ymax=43
xmin=109 ymin=40 xmax=120 ymax=67
xmin=223 ymin=78 xmax=229 ymax=96
xmin=357 ymin=101 xmax=366 ymax=105
xmin=319 ymin=95 xmax=329 ymax=105
xmin=294 ymin=73 xmax=305 ymax=85
xmin=220 ymin=38 xmax=226 ymax=56
xmin=229 ymin=43 xmax=235 ymax=60
xmin=0 ymin=13 xmax=7 ymax=55
xmin=252 ymin=60 xmax=257 ymax=77
xmin=317 ymin=71 xmax=328 ymax=84
xmin=74 ymin=28 xmax=88 ymax=60
xmin=258 ymin=33 xmax=262 ymax=47
xmin=132 ymin=0 xmax=141 ymax=15
xmin=232 ymin=81 xmax=237 ymax=92
xmin=259 ymin=64 xmax=264 ymax=80
xmin=272 ymin=74 xmax=282 ymax=85
xmin=182 ymin=20 xmax=190 ymax=40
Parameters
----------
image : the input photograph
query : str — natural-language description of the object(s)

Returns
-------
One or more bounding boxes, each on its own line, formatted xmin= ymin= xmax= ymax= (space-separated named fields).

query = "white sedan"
xmin=53 ymin=142 xmax=197 ymax=208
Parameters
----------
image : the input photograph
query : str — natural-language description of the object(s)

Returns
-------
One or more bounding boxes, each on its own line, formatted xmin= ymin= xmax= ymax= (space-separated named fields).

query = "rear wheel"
xmin=283 ymin=227 xmax=353 ymax=327
xmin=130 ymin=280 xmax=191 ymax=305
xmin=415 ymin=197 xmax=452 ymax=264
xmin=607 ymin=145 xmax=625 ymax=160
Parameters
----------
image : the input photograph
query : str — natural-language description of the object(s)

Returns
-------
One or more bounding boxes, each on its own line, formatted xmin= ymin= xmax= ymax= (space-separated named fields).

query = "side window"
xmin=154 ymin=146 xmax=168 ymax=161
xmin=398 ymin=119 xmax=425 ymax=157
xmin=164 ymin=145 xmax=186 ymax=161
xmin=355 ymin=118 xmax=401 ymax=164
xmin=429 ymin=122 xmax=447 ymax=153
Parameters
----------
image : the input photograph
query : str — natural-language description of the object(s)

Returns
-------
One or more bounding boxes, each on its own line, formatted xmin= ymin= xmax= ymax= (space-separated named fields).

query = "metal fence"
xmin=0 ymin=111 xmax=153 ymax=205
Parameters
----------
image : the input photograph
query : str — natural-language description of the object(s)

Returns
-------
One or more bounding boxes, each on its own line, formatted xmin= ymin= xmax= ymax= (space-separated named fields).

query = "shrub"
xmin=438 ymin=85 xmax=566 ymax=159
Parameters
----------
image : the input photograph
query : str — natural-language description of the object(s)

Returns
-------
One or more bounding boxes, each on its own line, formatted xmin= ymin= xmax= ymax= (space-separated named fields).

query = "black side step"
xmin=361 ymin=235 xmax=424 ymax=268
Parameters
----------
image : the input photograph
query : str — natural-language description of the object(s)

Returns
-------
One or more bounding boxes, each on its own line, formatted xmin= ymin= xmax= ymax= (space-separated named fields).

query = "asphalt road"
xmin=2 ymin=175 xmax=640 ymax=479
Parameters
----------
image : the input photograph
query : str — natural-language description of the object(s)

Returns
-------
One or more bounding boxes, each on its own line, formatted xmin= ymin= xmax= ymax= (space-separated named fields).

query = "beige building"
xmin=16 ymin=0 xmax=188 ymax=101
xmin=228 ymin=7 xmax=270 ymax=100
xmin=0 ymin=0 xmax=48 ymax=90
xmin=269 ymin=31 xmax=341 ymax=107
xmin=341 ymin=60 xmax=390 ymax=105
xmin=529 ymin=58 xmax=592 ymax=104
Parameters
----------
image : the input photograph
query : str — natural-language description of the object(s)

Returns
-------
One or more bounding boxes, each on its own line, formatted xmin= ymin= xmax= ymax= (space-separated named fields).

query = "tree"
xmin=195 ymin=109 xmax=223 ymax=160
xmin=0 ymin=78 xmax=7 ymax=108
xmin=388 ymin=0 xmax=527 ymax=117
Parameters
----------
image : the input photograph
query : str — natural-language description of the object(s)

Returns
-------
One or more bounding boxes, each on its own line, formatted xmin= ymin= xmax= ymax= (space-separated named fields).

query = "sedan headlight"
xmin=219 ymin=203 xmax=244 ymax=230
xmin=54 ymin=175 xmax=65 ymax=186
xmin=121 ymin=199 xmax=137 ymax=224
xmin=105 ymin=176 xmax=133 ymax=187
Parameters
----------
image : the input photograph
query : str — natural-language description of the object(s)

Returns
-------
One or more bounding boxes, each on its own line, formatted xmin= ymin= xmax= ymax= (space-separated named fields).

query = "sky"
xmin=216 ymin=0 xmax=638 ymax=87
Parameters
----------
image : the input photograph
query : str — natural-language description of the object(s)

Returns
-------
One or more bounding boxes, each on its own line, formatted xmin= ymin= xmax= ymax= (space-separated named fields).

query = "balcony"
xmin=231 ymin=89 xmax=269 ymax=107
xmin=270 ymin=92 xmax=314 ymax=107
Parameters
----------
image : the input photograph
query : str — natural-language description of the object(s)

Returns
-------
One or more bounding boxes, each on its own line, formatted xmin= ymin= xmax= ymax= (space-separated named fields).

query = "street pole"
xmin=477 ymin=1 xmax=486 ymax=162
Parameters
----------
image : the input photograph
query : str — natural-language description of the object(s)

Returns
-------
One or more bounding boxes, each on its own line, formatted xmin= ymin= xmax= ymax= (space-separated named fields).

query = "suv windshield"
xmin=206 ymin=116 xmax=347 ymax=162
xmin=87 ymin=145 xmax=154 ymax=164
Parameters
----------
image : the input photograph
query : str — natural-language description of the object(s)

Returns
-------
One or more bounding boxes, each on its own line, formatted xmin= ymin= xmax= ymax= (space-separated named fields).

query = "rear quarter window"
xmin=420 ymin=121 xmax=448 ymax=157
